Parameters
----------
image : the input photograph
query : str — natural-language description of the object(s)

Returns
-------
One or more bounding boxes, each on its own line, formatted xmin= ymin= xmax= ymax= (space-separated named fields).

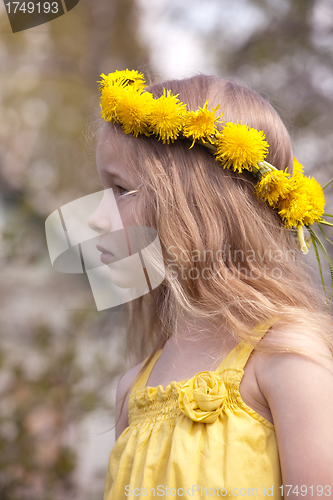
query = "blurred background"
xmin=0 ymin=0 xmax=332 ymax=498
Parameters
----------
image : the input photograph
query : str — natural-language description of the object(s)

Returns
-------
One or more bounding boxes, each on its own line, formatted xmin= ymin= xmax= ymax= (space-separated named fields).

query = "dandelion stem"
xmin=298 ymin=226 xmax=309 ymax=255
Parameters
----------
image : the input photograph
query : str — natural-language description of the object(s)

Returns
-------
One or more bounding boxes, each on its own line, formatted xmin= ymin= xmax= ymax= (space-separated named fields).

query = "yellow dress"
xmin=104 ymin=321 xmax=282 ymax=499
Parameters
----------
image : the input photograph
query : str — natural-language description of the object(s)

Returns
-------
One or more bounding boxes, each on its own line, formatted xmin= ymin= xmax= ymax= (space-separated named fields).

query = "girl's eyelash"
xmin=115 ymin=185 xmax=129 ymax=196
xmin=115 ymin=186 xmax=140 ymax=197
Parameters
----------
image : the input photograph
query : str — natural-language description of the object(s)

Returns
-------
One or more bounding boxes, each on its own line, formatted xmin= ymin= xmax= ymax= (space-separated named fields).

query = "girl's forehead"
xmin=97 ymin=127 xmax=124 ymax=164
xmin=96 ymin=127 xmax=139 ymax=181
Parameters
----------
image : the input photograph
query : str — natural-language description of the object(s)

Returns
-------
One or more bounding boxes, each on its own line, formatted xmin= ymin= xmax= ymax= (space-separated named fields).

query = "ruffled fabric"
xmin=129 ymin=382 xmax=182 ymax=425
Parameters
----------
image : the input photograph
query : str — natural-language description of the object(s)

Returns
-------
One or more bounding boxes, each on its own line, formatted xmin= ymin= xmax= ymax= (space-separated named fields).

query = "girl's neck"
xmin=163 ymin=315 xmax=237 ymax=370
xmin=147 ymin=316 xmax=239 ymax=387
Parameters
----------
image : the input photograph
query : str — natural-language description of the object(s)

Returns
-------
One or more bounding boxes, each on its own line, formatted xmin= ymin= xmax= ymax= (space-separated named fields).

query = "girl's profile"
xmin=91 ymin=70 xmax=333 ymax=499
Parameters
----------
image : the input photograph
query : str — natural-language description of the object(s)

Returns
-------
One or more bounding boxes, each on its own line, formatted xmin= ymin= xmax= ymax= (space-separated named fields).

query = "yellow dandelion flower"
xmin=117 ymin=87 xmax=154 ymax=137
xmin=293 ymin=157 xmax=304 ymax=176
xmin=278 ymin=174 xmax=325 ymax=228
xmin=215 ymin=121 xmax=269 ymax=173
xmin=301 ymin=176 xmax=325 ymax=225
xmin=278 ymin=197 xmax=307 ymax=228
xmin=99 ymin=70 xmax=146 ymax=91
xmin=100 ymin=81 xmax=127 ymax=122
xmin=254 ymin=169 xmax=292 ymax=207
xmin=277 ymin=172 xmax=307 ymax=228
xmin=183 ymin=100 xmax=223 ymax=148
xmin=149 ymin=89 xmax=187 ymax=144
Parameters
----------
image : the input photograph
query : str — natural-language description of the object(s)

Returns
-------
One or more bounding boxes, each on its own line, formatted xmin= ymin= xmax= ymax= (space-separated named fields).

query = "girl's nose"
xmin=88 ymin=188 xmax=124 ymax=235
xmin=88 ymin=209 xmax=111 ymax=234
xmin=88 ymin=195 xmax=112 ymax=235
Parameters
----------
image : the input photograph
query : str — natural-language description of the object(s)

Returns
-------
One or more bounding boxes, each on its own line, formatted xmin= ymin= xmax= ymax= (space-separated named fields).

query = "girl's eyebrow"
xmin=99 ymin=167 xmax=129 ymax=184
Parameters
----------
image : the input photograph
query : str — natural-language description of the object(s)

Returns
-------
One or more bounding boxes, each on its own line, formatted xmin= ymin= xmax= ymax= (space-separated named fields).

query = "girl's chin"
xmin=107 ymin=268 xmax=148 ymax=289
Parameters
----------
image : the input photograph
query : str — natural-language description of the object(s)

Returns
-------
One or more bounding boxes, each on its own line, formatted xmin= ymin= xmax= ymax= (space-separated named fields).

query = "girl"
xmin=89 ymin=71 xmax=333 ymax=499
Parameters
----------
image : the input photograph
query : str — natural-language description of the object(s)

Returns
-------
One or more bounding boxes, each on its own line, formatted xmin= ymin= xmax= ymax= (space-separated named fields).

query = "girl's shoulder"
xmin=251 ymin=323 xmax=333 ymax=485
xmin=257 ymin=321 xmax=332 ymax=357
xmin=117 ymin=361 xmax=145 ymax=397
xmin=240 ymin=321 xmax=333 ymax=425
xmin=253 ymin=321 xmax=332 ymax=387
xmin=115 ymin=361 xmax=144 ymax=439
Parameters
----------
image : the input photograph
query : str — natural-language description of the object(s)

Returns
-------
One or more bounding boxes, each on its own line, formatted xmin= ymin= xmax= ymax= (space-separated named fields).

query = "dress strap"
xmin=130 ymin=349 xmax=163 ymax=395
xmin=216 ymin=317 xmax=278 ymax=373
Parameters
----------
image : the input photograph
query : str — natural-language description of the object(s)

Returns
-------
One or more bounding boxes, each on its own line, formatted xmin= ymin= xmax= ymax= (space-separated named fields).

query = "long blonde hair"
xmin=101 ymin=74 xmax=332 ymax=366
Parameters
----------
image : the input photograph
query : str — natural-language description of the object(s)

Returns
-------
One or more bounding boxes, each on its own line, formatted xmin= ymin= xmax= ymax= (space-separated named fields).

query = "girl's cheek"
xmin=118 ymin=200 xmax=137 ymax=226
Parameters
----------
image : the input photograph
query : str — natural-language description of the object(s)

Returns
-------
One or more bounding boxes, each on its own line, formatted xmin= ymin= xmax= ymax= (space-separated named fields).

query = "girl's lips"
xmin=96 ymin=244 xmax=115 ymax=264
xmin=100 ymin=252 xmax=115 ymax=264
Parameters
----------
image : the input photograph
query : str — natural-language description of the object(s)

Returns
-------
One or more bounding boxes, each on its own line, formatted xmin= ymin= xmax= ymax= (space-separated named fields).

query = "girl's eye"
xmin=115 ymin=185 xmax=129 ymax=196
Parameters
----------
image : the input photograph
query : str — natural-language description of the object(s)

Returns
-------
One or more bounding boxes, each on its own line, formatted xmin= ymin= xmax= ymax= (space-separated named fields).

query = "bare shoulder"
xmin=256 ymin=321 xmax=332 ymax=367
xmin=117 ymin=361 xmax=144 ymax=400
xmin=251 ymin=323 xmax=333 ymax=485
xmin=115 ymin=360 xmax=144 ymax=440
xmin=254 ymin=322 xmax=333 ymax=395
xmin=259 ymin=321 xmax=331 ymax=353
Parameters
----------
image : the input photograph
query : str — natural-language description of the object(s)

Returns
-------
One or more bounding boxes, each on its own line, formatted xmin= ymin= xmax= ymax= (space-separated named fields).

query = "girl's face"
xmin=89 ymin=125 xmax=140 ymax=234
xmin=88 ymin=126 xmax=146 ymax=289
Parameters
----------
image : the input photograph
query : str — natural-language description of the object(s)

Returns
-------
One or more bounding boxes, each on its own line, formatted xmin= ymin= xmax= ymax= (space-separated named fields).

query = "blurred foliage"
xmin=0 ymin=311 xmax=122 ymax=500
xmin=0 ymin=0 xmax=333 ymax=498
xmin=210 ymin=0 xmax=333 ymax=187
xmin=0 ymin=0 xmax=149 ymax=499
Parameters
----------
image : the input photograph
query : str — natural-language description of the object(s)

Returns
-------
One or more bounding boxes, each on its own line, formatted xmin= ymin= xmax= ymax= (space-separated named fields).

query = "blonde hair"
xmin=100 ymin=74 xmax=333 ymax=367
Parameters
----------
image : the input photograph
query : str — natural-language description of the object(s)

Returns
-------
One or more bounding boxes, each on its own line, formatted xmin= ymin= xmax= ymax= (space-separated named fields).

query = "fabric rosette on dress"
xmin=178 ymin=371 xmax=227 ymax=423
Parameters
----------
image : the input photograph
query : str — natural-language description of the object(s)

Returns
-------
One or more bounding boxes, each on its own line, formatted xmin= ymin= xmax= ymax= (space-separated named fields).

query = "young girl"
xmin=89 ymin=70 xmax=333 ymax=499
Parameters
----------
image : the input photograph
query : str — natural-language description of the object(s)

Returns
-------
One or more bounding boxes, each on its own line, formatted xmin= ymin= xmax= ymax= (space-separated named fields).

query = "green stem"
xmin=257 ymin=160 xmax=279 ymax=174
xmin=309 ymin=231 xmax=327 ymax=304
xmin=318 ymin=223 xmax=333 ymax=245
xmin=309 ymin=227 xmax=333 ymax=305
xmin=195 ymin=138 xmax=218 ymax=153
xmin=323 ymin=178 xmax=333 ymax=190
xmin=320 ymin=220 xmax=333 ymax=228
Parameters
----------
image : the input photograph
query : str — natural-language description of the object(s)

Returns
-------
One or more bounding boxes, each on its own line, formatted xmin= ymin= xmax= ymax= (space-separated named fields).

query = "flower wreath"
xmin=98 ymin=69 xmax=333 ymax=304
